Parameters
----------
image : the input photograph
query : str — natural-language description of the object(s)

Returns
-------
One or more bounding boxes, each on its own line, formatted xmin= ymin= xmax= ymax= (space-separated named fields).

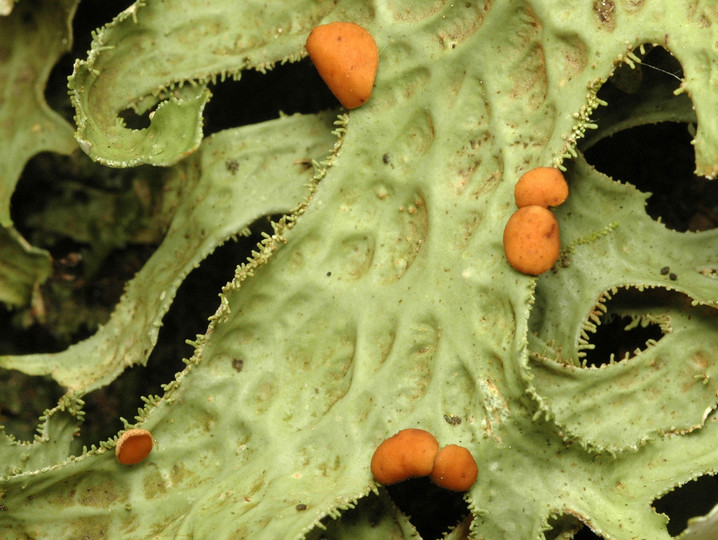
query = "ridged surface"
xmin=0 ymin=1 xmax=717 ymax=539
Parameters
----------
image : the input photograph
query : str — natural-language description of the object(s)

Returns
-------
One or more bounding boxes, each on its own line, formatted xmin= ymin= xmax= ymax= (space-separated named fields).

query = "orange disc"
xmin=514 ymin=167 xmax=569 ymax=208
xmin=430 ymin=445 xmax=478 ymax=492
xmin=503 ymin=206 xmax=561 ymax=275
xmin=370 ymin=428 xmax=439 ymax=485
xmin=115 ymin=428 xmax=153 ymax=465
xmin=306 ymin=22 xmax=378 ymax=109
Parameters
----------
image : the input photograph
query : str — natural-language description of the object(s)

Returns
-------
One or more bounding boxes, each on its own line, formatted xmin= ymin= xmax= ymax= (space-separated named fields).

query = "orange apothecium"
xmin=305 ymin=22 xmax=378 ymax=109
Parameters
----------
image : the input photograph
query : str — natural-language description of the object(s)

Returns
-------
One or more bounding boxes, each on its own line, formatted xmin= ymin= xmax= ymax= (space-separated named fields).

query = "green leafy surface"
xmin=68 ymin=0 xmax=368 ymax=166
xmin=0 ymin=110 xmax=338 ymax=391
xmin=0 ymin=0 xmax=78 ymax=306
xmin=0 ymin=227 xmax=51 ymax=308
xmin=0 ymin=0 xmax=77 ymax=226
xmin=528 ymin=155 xmax=718 ymax=452
xmin=0 ymin=1 xmax=717 ymax=539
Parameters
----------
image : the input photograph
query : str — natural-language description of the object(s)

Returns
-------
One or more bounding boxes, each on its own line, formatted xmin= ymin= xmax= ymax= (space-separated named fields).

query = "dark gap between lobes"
xmin=78 ymin=216 xmax=277 ymax=448
xmin=653 ymin=474 xmax=718 ymax=537
xmin=202 ymin=57 xmax=340 ymax=136
xmin=119 ymin=57 xmax=340 ymax=133
xmin=584 ymin=123 xmax=718 ymax=232
xmin=583 ymin=46 xmax=717 ymax=232
xmin=386 ymin=477 xmax=469 ymax=540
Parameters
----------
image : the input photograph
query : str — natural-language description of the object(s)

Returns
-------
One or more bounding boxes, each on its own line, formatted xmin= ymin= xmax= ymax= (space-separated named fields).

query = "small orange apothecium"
xmin=514 ymin=167 xmax=568 ymax=208
xmin=115 ymin=428 xmax=153 ymax=465
xmin=371 ymin=428 xmax=439 ymax=485
xmin=430 ymin=445 xmax=478 ymax=492
xmin=305 ymin=22 xmax=378 ymax=109
xmin=503 ymin=205 xmax=561 ymax=276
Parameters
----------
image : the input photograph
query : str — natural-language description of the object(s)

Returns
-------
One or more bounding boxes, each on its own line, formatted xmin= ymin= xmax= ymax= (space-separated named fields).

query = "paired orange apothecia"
xmin=305 ymin=22 xmax=378 ymax=109
xmin=504 ymin=167 xmax=568 ymax=275
xmin=371 ymin=429 xmax=478 ymax=492
xmin=115 ymin=428 xmax=153 ymax=465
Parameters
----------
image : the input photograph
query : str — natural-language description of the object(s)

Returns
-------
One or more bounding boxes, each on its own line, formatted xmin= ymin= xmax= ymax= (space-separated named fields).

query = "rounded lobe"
xmin=503 ymin=205 xmax=561 ymax=275
xmin=370 ymin=428 xmax=439 ymax=485
xmin=305 ymin=22 xmax=378 ymax=109
xmin=514 ymin=167 xmax=569 ymax=208
xmin=430 ymin=445 xmax=478 ymax=492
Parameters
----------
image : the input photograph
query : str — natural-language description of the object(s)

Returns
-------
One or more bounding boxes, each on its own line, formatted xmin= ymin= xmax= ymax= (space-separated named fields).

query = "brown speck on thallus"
xmin=296 ymin=503 xmax=307 ymax=511
xmin=293 ymin=158 xmax=314 ymax=171
xmin=225 ymin=159 xmax=239 ymax=174
xmin=444 ymin=414 xmax=462 ymax=426
xmin=593 ymin=0 xmax=616 ymax=28
xmin=232 ymin=358 xmax=244 ymax=372
xmin=660 ymin=266 xmax=670 ymax=275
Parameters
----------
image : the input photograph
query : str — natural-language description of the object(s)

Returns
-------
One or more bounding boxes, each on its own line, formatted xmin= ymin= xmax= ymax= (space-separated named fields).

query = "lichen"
xmin=1 ymin=1 xmax=717 ymax=539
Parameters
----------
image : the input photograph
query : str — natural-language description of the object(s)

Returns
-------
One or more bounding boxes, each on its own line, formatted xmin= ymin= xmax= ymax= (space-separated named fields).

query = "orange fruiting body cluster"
xmin=371 ymin=428 xmax=478 ymax=492
xmin=305 ymin=22 xmax=378 ymax=109
xmin=370 ymin=428 xmax=438 ymax=485
xmin=430 ymin=445 xmax=479 ymax=492
xmin=504 ymin=167 xmax=568 ymax=275
xmin=115 ymin=428 xmax=153 ymax=465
